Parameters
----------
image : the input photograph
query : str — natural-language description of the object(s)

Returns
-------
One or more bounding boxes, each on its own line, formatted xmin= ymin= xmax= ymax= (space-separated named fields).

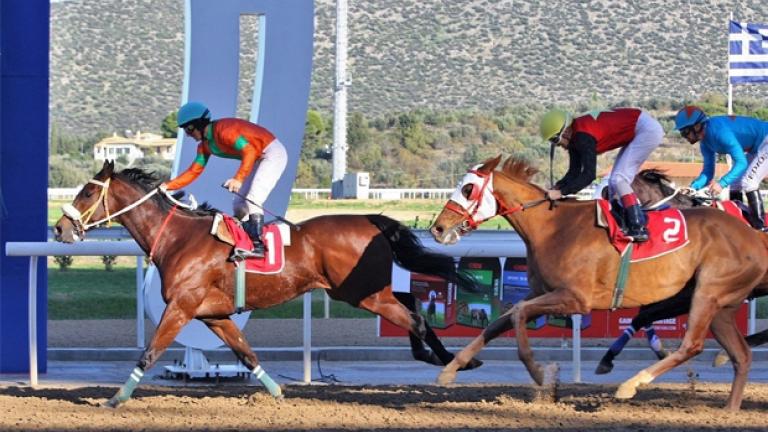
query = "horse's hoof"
xmin=594 ymin=360 xmax=614 ymax=375
xmin=437 ymin=369 xmax=456 ymax=386
xmin=529 ymin=364 xmax=545 ymax=386
xmin=615 ymin=382 xmax=637 ymax=400
xmin=655 ymin=349 xmax=669 ymax=360
xmin=458 ymin=358 xmax=483 ymax=371
xmin=712 ymin=350 xmax=730 ymax=367
xmin=542 ymin=362 xmax=560 ymax=386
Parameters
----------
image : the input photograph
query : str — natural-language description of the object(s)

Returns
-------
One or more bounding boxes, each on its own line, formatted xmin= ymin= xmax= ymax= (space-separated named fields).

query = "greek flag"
xmin=729 ymin=20 xmax=768 ymax=84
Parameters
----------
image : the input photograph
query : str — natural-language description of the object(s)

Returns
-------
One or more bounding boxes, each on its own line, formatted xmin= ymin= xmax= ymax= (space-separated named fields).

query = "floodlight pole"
xmin=331 ymin=0 xmax=349 ymax=199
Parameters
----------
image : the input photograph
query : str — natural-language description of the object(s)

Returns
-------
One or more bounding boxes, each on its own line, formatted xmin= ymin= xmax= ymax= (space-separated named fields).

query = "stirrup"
xmin=232 ymin=246 xmax=264 ymax=260
xmin=625 ymin=229 xmax=649 ymax=243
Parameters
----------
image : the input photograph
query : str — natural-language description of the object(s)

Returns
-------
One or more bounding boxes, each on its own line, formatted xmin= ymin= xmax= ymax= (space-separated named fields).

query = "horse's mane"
xmin=115 ymin=168 xmax=219 ymax=217
xmin=498 ymin=156 xmax=539 ymax=182
xmin=636 ymin=168 xmax=677 ymax=194
xmin=637 ymin=168 xmax=672 ymax=184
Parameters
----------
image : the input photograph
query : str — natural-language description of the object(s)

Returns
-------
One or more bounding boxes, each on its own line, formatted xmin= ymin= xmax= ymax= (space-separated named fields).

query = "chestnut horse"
xmin=429 ymin=155 xmax=768 ymax=410
xmin=591 ymin=169 xmax=768 ymax=372
xmin=54 ymin=161 xmax=480 ymax=408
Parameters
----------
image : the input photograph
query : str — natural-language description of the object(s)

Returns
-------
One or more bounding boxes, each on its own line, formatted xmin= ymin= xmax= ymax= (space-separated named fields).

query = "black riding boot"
xmin=624 ymin=204 xmax=649 ymax=242
xmin=745 ymin=190 xmax=767 ymax=232
xmin=241 ymin=213 xmax=265 ymax=258
xmin=729 ymin=189 xmax=744 ymax=203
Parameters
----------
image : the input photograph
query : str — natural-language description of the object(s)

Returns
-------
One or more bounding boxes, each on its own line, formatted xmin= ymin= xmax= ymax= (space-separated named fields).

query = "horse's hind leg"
xmin=393 ymin=292 xmax=442 ymax=366
xmin=714 ymin=327 xmax=768 ymax=367
xmin=202 ymin=317 xmax=282 ymax=398
xmin=105 ymin=302 xmax=192 ymax=408
xmin=360 ymin=290 xmax=482 ymax=370
xmin=707 ymin=306 xmax=751 ymax=410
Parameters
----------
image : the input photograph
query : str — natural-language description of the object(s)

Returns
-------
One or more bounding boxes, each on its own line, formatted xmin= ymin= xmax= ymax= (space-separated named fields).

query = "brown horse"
xmin=595 ymin=169 xmax=768 ymax=370
xmin=429 ymin=155 xmax=768 ymax=410
xmin=53 ymin=161 xmax=481 ymax=408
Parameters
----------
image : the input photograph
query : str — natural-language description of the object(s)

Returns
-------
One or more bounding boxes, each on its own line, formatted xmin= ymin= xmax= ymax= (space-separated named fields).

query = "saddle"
xmin=210 ymin=213 xmax=290 ymax=274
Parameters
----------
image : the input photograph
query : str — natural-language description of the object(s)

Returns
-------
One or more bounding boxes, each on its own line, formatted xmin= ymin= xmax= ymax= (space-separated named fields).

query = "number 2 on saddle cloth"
xmin=596 ymin=200 xmax=690 ymax=262
xmin=220 ymin=214 xmax=286 ymax=274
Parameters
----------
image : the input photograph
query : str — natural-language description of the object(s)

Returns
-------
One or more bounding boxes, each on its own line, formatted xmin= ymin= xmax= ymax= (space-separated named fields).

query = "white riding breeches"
xmin=733 ymin=135 xmax=768 ymax=192
xmin=233 ymin=139 xmax=288 ymax=219
xmin=609 ymin=111 xmax=664 ymax=197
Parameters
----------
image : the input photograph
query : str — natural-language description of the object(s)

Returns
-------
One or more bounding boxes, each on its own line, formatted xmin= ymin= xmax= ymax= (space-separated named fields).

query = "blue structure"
xmin=145 ymin=0 xmax=315 ymax=349
xmin=0 ymin=1 xmax=50 ymax=373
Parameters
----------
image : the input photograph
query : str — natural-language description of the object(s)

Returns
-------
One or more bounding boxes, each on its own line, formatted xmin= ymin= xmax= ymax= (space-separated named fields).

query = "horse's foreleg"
xmin=707 ymin=306 xmax=751 ymax=410
xmin=202 ymin=318 xmax=282 ymax=398
xmin=436 ymin=308 xmax=516 ymax=385
xmin=616 ymin=296 xmax=718 ymax=402
xmin=104 ymin=303 xmax=192 ymax=409
xmin=511 ymin=291 xmax=584 ymax=385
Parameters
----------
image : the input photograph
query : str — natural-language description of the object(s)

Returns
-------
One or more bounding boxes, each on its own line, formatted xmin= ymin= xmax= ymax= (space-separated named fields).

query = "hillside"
xmin=51 ymin=0 xmax=768 ymax=135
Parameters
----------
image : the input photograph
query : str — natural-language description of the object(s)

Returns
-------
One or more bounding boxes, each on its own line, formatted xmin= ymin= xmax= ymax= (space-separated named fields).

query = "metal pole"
xmin=136 ymin=256 xmax=145 ymax=348
xmin=728 ymin=12 xmax=734 ymax=116
xmin=303 ymin=291 xmax=312 ymax=384
xmin=572 ymin=314 xmax=581 ymax=383
xmin=749 ymin=300 xmax=757 ymax=335
xmin=324 ymin=292 xmax=330 ymax=319
xmin=28 ymin=256 xmax=38 ymax=387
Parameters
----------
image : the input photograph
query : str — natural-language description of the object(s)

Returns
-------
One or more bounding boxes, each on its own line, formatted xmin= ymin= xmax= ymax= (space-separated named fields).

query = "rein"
xmin=61 ymin=177 xmax=197 ymax=239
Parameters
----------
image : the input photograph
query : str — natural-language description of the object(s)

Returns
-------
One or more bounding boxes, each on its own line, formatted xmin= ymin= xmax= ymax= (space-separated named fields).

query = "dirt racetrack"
xmin=2 ymin=382 xmax=768 ymax=431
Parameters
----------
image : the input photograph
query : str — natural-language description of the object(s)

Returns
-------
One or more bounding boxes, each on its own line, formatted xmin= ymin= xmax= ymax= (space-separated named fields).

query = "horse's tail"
xmin=365 ymin=214 xmax=479 ymax=292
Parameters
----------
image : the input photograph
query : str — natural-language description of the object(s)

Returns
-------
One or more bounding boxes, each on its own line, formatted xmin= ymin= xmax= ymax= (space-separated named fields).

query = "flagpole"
xmin=728 ymin=12 xmax=734 ymax=115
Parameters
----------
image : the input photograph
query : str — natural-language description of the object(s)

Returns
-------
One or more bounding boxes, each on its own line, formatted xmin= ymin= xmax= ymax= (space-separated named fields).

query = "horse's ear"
xmin=478 ymin=155 xmax=503 ymax=174
xmin=97 ymin=159 xmax=115 ymax=179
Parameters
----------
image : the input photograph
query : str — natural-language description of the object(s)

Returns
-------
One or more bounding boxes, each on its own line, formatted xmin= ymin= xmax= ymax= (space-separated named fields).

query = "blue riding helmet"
xmin=177 ymin=102 xmax=211 ymax=127
xmin=674 ymin=106 xmax=708 ymax=131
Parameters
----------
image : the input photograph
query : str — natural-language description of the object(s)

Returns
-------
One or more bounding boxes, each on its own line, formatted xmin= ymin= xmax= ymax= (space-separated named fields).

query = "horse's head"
xmin=430 ymin=155 xmax=502 ymax=244
xmin=54 ymin=160 xmax=117 ymax=243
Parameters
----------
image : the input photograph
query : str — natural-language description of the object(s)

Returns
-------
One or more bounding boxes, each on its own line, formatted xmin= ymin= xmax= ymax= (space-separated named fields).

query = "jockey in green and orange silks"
xmin=162 ymin=102 xmax=288 ymax=258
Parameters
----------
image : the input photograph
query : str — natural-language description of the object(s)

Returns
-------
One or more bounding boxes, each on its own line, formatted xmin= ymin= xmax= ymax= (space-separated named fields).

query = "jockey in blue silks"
xmin=675 ymin=106 xmax=768 ymax=231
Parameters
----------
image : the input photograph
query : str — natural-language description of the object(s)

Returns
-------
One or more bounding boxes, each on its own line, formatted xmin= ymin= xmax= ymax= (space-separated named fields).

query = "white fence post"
xmin=303 ymin=292 xmax=312 ymax=383
xmin=28 ymin=256 xmax=39 ymax=387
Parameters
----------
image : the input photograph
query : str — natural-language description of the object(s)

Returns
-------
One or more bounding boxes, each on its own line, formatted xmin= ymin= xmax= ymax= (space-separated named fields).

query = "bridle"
xmin=444 ymin=169 xmax=548 ymax=235
xmin=61 ymin=178 xmax=159 ymax=239
xmin=61 ymin=177 xmax=196 ymax=239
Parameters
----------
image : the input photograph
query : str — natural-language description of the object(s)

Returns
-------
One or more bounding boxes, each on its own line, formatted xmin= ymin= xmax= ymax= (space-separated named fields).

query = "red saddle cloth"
xmin=712 ymin=201 xmax=751 ymax=226
xmin=221 ymin=214 xmax=285 ymax=274
xmin=596 ymin=199 xmax=689 ymax=262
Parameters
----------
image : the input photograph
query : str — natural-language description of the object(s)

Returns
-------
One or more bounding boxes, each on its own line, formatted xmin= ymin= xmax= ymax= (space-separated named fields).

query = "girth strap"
xmin=610 ymin=242 xmax=633 ymax=309
xmin=234 ymin=261 xmax=246 ymax=313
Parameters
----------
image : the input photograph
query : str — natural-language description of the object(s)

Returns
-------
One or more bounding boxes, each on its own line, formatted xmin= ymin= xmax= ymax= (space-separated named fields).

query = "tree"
xmin=347 ymin=112 xmax=370 ymax=150
xmin=161 ymin=111 xmax=178 ymax=138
